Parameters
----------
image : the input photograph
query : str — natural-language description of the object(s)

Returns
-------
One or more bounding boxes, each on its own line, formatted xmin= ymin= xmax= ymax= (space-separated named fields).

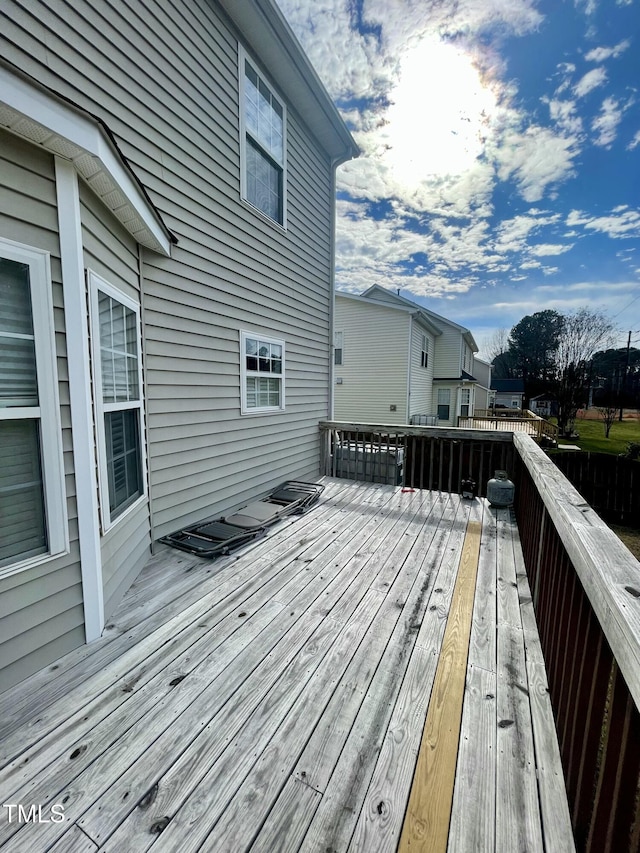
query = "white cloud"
xmin=545 ymin=98 xmax=583 ymax=134
xmin=529 ymin=243 xmax=574 ymax=256
xmin=567 ymin=207 xmax=640 ymax=237
xmin=592 ymin=96 xmax=623 ymax=147
xmin=573 ymin=67 xmax=607 ymax=98
xmin=493 ymin=124 xmax=579 ymax=201
xmin=585 ymin=39 xmax=631 ymax=61
xmin=627 ymin=130 xmax=640 ymax=150
xmin=574 ymin=0 xmax=598 ymax=15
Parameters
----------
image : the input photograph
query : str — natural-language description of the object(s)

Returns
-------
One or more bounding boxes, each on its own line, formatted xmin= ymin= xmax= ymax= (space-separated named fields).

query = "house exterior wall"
xmin=333 ymin=297 xmax=409 ymax=424
xmin=408 ymin=321 xmax=435 ymax=419
xmin=0 ymin=0 xmax=352 ymax=691
xmin=1 ymin=0 xmax=336 ymax=541
xmin=473 ymin=359 xmax=493 ymax=410
xmin=79 ymin=183 xmax=152 ymax=620
xmin=433 ymin=325 xmax=462 ymax=379
xmin=0 ymin=131 xmax=85 ymax=689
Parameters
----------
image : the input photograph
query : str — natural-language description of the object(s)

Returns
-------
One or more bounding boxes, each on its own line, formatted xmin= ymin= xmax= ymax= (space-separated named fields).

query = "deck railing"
xmin=319 ymin=420 xmax=640 ymax=852
xmin=459 ymin=411 xmax=558 ymax=442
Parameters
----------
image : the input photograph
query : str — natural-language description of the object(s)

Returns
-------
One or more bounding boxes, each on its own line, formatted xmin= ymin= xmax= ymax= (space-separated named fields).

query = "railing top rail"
xmin=513 ymin=432 xmax=640 ymax=709
xmin=319 ymin=420 xmax=515 ymax=443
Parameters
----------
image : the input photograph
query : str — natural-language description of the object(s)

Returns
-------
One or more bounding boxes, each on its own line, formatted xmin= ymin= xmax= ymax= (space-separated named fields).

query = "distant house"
xmin=473 ymin=358 xmax=494 ymax=411
xmin=333 ymin=286 xmax=482 ymax=427
xmin=0 ymin=0 xmax=357 ymax=690
xmin=529 ymin=394 xmax=558 ymax=418
xmin=491 ymin=379 xmax=525 ymax=409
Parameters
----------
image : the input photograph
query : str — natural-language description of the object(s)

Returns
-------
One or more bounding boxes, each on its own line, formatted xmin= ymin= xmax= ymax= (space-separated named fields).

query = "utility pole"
xmin=619 ymin=330 xmax=632 ymax=421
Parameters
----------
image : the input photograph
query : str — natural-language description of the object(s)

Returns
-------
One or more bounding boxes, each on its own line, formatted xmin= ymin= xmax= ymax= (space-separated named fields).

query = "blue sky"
xmin=277 ymin=0 xmax=640 ymax=356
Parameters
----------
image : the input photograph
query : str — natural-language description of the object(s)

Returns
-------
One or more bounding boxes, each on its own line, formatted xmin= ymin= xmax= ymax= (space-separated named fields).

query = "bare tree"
xmin=482 ymin=328 xmax=510 ymax=363
xmin=598 ymin=403 xmax=618 ymax=438
xmin=555 ymin=308 xmax=616 ymax=436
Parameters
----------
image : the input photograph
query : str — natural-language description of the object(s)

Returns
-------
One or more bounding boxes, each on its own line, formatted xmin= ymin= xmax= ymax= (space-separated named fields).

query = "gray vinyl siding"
xmin=0 ymin=131 xmax=85 ymax=691
xmin=1 ymin=0 xmax=335 ymax=539
xmin=408 ymin=322 xmax=435 ymax=419
xmin=79 ymin=183 xmax=151 ymax=619
xmin=334 ymin=298 xmax=409 ymax=425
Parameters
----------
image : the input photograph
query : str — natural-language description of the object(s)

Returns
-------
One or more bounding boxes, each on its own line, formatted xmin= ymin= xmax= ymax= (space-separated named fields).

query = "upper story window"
xmin=240 ymin=52 xmax=286 ymax=226
xmin=0 ymin=238 xmax=67 ymax=575
xmin=420 ymin=334 xmax=429 ymax=368
xmin=334 ymin=331 xmax=343 ymax=366
xmin=89 ymin=272 xmax=146 ymax=529
xmin=240 ymin=330 xmax=285 ymax=415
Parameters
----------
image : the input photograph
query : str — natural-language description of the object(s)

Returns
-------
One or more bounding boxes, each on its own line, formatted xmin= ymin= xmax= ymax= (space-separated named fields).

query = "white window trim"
xmin=238 ymin=45 xmax=288 ymax=230
xmin=0 ymin=237 xmax=68 ymax=578
xmin=88 ymin=270 xmax=148 ymax=533
xmin=334 ymin=331 xmax=343 ymax=366
xmin=240 ymin=330 xmax=286 ymax=415
xmin=421 ymin=334 xmax=429 ymax=369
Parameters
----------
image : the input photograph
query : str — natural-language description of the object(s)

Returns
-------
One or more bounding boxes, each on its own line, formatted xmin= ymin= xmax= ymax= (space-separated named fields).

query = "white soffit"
xmin=0 ymin=65 xmax=172 ymax=256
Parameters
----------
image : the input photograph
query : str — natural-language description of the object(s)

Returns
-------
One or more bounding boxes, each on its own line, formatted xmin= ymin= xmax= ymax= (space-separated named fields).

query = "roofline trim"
xmin=0 ymin=62 xmax=173 ymax=256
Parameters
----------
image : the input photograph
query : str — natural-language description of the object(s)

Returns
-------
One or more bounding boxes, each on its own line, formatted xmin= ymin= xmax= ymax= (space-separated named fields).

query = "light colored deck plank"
xmin=0 ymin=479 xmax=573 ymax=853
xmin=0 ymin=482 xmax=373 ymax=774
xmin=295 ymin=494 xmax=461 ymax=798
xmin=48 ymin=824 xmax=98 ymax=852
xmin=299 ymin=501 xmax=471 ymax=853
xmin=495 ymin=506 xmax=544 ymax=852
xmin=186 ymin=495 xmax=457 ymax=853
xmin=0 ymin=480 xmax=359 ymax=743
xmin=447 ymin=665 xmax=497 ymax=853
xmin=250 ymin=777 xmax=322 ymax=853
xmin=76 ymin=487 xmax=421 ymax=847
xmin=397 ymin=520 xmax=482 ymax=853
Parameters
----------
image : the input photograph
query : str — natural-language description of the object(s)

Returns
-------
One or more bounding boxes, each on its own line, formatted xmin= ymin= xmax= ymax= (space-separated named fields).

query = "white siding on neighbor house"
xmin=0 ymin=131 xmax=85 ymax=690
xmin=473 ymin=359 xmax=493 ymax=410
xmin=408 ymin=321 xmax=435 ymax=419
xmin=333 ymin=297 xmax=409 ymax=424
xmin=79 ymin=182 xmax=151 ymax=620
xmin=433 ymin=324 xmax=462 ymax=379
xmin=1 ymin=0 xmax=335 ymax=540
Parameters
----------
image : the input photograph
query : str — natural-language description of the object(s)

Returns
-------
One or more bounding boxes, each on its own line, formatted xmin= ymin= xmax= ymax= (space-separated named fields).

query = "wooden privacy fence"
xmin=552 ymin=451 xmax=640 ymax=524
xmin=513 ymin=433 xmax=640 ymax=853
xmin=319 ymin=421 xmax=515 ymax=495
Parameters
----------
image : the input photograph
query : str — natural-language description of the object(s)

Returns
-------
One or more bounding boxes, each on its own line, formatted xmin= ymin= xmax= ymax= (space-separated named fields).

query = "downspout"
xmin=328 ymin=161 xmax=337 ymax=420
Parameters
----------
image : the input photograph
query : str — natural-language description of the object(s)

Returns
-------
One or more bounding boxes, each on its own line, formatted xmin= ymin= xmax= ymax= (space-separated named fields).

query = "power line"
xmin=612 ymin=293 xmax=640 ymax=319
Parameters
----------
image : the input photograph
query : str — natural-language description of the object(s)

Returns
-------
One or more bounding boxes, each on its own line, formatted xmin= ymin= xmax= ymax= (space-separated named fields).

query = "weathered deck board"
xmin=397 ymin=520 xmax=482 ymax=852
xmin=0 ymin=479 xmax=574 ymax=853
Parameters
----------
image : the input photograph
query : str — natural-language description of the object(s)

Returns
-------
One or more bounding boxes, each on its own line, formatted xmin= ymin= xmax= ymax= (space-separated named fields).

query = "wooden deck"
xmin=0 ymin=478 xmax=573 ymax=852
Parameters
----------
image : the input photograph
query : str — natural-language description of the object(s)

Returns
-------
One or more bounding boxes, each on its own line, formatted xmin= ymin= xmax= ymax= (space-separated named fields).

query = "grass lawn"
xmin=553 ymin=414 xmax=640 ymax=455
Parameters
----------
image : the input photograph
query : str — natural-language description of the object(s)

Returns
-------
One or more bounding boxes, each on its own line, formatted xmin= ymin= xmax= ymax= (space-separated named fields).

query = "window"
xmin=437 ymin=388 xmax=451 ymax=421
xmin=0 ymin=239 xmax=66 ymax=573
xmin=241 ymin=331 xmax=285 ymax=414
xmin=460 ymin=388 xmax=470 ymax=418
xmin=420 ymin=334 xmax=429 ymax=368
xmin=240 ymin=53 xmax=286 ymax=226
xmin=511 ymin=396 xmax=521 ymax=409
xmin=334 ymin=331 xmax=343 ymax=366
xmin=90 ymin=272 xmax=145 ymax=528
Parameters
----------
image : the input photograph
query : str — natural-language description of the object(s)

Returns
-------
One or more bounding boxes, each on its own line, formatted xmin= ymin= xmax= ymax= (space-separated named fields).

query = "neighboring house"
xmin=473 ymin=358 xmax=493 ymax=411
xmin=529 ymin=394 xmax=558 ymax=417
xmin=491 ymin=378 xmax=525 ymax=409
xmin=0 ymin=0 xmax=357 ymax=690
xmin=333 ymin=286 xmax=481 ymax=427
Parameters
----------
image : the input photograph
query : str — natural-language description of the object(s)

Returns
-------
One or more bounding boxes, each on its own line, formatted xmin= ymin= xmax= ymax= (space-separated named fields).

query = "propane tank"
xmin=487 ymin=470 xmax=515 ymax=507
